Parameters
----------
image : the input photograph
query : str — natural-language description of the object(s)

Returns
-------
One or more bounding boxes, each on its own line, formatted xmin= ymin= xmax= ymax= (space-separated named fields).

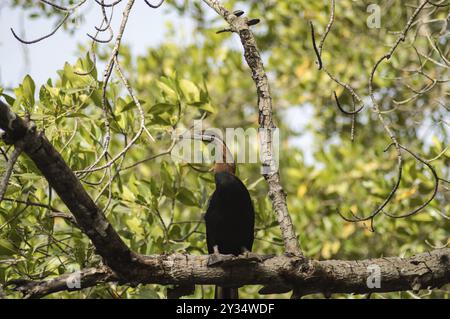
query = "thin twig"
xmin=0 ymin=145 xmax=23 ymax=203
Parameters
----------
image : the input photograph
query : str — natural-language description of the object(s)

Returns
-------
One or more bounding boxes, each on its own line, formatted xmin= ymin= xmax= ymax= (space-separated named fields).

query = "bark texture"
xmin=7 ymin=249 xmax=450 ymax=298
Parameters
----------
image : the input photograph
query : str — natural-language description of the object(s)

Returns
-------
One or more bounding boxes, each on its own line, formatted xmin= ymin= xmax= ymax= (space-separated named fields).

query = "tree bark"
xmin=7 ymin=249 xmax=450 ymax=298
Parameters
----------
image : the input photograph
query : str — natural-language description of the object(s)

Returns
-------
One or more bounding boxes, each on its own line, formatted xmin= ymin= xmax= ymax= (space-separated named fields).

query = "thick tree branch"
xmin=7 ymin=266 xmax=116 ymax=299
xmin=7 ymin=249 xmax=450 ymax=299
xmin=202 ymin=0 xmax=302 ymax=256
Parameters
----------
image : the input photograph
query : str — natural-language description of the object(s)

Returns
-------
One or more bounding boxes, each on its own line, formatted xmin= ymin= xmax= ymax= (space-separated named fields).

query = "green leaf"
xmin=190 ymin=101 xmax=216 ymax=114
xmin=150 ymin=103 xmax=177 ymax=115
xmin=157 ymin=79 xmax=178 ymax=104
xmin=179 ymin=79 xmax=200 ymax=103
xmin=0 ymin=238 xmax=17 ymax=256
xmin=176 ymin=187 xmax=198 ymax=207
xmin=14 ymin=75 xmax=36 ymax=110
xmin=0 ymin=93 xmax=15 ymax=105
xmin=22 ymin=75 xmax=36 ymax=107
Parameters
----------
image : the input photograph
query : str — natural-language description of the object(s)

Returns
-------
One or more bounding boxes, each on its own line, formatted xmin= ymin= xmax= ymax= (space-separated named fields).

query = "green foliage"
xmin=0 ymin=0 xmax=448 ymax=299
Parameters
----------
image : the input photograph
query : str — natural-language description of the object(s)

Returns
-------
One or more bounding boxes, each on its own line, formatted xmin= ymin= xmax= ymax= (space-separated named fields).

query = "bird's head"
xmin=178 ymin=130 xmax=235 ymax=175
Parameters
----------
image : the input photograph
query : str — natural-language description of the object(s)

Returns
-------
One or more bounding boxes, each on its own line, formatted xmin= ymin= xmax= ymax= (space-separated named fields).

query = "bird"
xmin=178 ymin=130 xmax=255 ymax=298
xmin=190 ymin=132 xmax=255 ymax=299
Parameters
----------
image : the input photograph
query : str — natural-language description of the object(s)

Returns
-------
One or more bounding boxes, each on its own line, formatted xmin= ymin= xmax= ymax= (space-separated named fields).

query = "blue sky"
xmin=0 ymin=1 xmax=193 ymax=87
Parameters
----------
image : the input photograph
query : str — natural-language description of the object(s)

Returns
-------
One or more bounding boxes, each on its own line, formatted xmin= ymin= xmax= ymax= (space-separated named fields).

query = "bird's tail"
xmin=215 ymin=286 xmax=239 ymax=299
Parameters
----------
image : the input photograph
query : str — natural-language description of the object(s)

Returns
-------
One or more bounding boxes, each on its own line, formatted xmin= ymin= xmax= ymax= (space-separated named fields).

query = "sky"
xmin=0 ymin=1 xmax=193 ymax=87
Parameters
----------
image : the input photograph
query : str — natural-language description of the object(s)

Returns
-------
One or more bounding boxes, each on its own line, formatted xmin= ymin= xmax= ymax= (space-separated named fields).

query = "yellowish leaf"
xmin=297 ymin=184 xmax=307 ymax=198
xmin=341 ymin=224 xmax=355 ymax=239
xmin=295 ymin=60 xmax=311 ymax=79
xmin=125 ymin=216 xmax=144 ymax=237
xmin=397 ymin=188 xmax=417 ymax=201
xmin=321 ymin=241 xmax=340 ymax=259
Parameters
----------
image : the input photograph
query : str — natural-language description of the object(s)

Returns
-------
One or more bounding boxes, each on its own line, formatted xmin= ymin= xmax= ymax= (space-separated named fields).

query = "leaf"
xmin=397 ymin=188 xmax=417 ymax=201
xmin=321 ymin=241 xmax=340 ymax=259
xmin=125 ymin=216 xmax=144 ymax=237
xmin=179 ymin=79 xmax=200 ymax=103
xmin=297 ymin=184 xmax=308 ymax=198
xmin=150 ymin=103 xmax=177 ymax=115
xmin=122 ymin=186 xmax=136 ymax=202
xmin=247 ymin=177 xmax=264 ymax=191
xmin=198 ymin=102 xmax=216 ymax=114
xmin=0 ymin=238 xmax=16 ymax=256
xmin=341 ymin=224 xmax=355 ymax=239
xmin=176 ymin=187 xmax=198 ymax=207
xmin=411 ymin=212 xmax=434 ymax=222
xmin=0 ymin=93 xmax=15 ymax=105
xmin=22 ymin=75 xmax=36 ymax=108
xmin=157 ymin=80 xmax=178 ymax=103
xmin=14 ymin=75 xmax=36 ymax=110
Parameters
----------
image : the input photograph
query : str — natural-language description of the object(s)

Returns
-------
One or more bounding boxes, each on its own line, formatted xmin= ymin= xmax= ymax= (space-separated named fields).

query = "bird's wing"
xmin=205 ymin=191 xmax=220 ymax=254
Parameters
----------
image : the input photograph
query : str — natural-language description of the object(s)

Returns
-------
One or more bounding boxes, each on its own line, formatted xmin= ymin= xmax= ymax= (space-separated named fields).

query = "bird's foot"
xmin=207 ymin=253 xmax=234 ymax=267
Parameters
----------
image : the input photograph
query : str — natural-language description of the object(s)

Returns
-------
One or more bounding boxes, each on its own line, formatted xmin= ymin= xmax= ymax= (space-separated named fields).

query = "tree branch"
xmin=0 ymin=143 xmax=22 ymax=202
xmin=7 ymin=248 xmax=450 ymax=298
xmin=6 ymin=266 xmax=116 ymax=299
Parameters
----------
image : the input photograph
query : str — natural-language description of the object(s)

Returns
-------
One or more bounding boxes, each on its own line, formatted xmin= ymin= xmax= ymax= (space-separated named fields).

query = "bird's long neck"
xmin=214 ymin=139 xmax=236 ymax=175
xmin=185 ymin=130 xmax=236 ymax=175
xmin=214 ymin=162 xmax=235 ymax=175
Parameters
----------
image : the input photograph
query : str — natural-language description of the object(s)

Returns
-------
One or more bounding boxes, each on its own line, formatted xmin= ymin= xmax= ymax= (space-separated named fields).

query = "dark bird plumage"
xmin=205 ymin=167 xmax=255 ymax=299
xmin=206 ymin=171 xmax=254 ymax=256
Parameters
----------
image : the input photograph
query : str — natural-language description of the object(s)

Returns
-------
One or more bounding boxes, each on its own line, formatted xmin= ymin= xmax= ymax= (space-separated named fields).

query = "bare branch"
xmin=7 ymin=249 xmax=450 ymax=299
xmin=76 ymin=0 xmax=137 ymax=177
xmin=6 ymin=266 xmax=116 ymax=299
xmin=0 ymin=144 xmax=22 ymax=203
xmin=313 ymin=0 xmax=441 ymax=226
xmin=309 ymin=0 xmax=335 ymax=70
xmin=10 ymin=12 xmax=70 ymax=44
xmin=144 ymin=0 xmax=165 ymax=9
